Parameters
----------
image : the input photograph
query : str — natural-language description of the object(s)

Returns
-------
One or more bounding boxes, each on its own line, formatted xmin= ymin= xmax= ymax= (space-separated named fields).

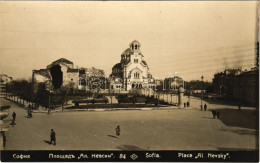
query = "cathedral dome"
xmin=121 ymin=48 xmax=131 ymax=56
xmin=129 ymin=40 xmax=141 ymax=47
xmin=112 ymin=63 xmax=122 ymax=69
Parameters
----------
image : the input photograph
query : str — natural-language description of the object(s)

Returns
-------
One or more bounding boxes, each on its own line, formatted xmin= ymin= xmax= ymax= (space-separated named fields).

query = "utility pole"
xmin=201 ymin=75 xmax=204 ymax=110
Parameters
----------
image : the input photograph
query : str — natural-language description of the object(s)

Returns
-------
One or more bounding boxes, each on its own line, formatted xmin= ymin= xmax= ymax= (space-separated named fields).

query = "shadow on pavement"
xmin=217 ymin=147 xmax=256 ymax=150
xmin=201 ymin=117 xmax=215 ymax=120
xmin=117 ymin=145 xmax=145 ymax=150
xmin=107 ymin=135 xmax=117 ymax=139
xmin=10 ymin=121 xmax=16 ymax=126
xmin=43 ymin=140 xmax=50 ymax=144
xmin=220 ymin=129 xmax=258 ymax=136
xmin=217 ymin=108 xmax=258 ymax=130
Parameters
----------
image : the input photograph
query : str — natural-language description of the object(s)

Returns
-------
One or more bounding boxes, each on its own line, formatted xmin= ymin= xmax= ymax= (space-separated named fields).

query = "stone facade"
xmin=0 ymin=74 xmax=13 ymax=92
xmin=110 ymin=40 xmax=155 ymax=90
xmin=212 ymin=67 xmax=259 ymax=106
xmin=32 ymin=58 xmax=104 ymax=91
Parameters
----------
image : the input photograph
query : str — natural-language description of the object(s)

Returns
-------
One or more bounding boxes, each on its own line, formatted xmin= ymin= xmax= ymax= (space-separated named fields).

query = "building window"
xmin=71 ymin=78 xmax=73 ymax=81
xmin=134 ymin=72 xmax=140 ymax=79
xmin=135 ymin=45 xmax=138 ymax=49
xmin=134 ymin=59 xmax=138 ymax=63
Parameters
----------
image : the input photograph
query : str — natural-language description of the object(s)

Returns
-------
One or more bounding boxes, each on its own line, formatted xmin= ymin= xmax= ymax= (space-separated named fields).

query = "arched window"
xmin=134 ymin=72 xmax=140 ymax=79
xmin=135 ymin=45 xmax=138 ymax=49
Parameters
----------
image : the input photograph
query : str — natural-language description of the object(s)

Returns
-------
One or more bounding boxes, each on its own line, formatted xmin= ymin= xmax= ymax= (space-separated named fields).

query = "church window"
xmin=134 ymin=59 xmax=138 ymax=63
xmin=135 ymin=45 xmax=138 ymax=49
xmin=134 ymin=72 xmax=140 ymax=79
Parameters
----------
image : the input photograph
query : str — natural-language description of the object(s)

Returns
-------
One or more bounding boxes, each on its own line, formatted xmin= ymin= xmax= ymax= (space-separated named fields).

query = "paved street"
xmin=1 ymin=97 xmax=258 ymax=150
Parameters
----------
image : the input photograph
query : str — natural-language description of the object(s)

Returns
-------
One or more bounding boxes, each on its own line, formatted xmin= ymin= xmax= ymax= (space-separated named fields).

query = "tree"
xmin=6 ymin=79 xmax=34 ymax=105
xmin=56 ymin=82 xmax=75 ymax=111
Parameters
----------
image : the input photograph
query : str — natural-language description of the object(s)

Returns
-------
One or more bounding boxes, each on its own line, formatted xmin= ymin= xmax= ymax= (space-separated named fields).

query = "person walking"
xmin=187 ymin=101 xmax=189 ymax=107
xmin=27 ymin=109 xmax=32 ymax=118
xmin=50 ymin=129 xmax=56 ymax=145
xmin=216 ymin=111 xmax=220 ymax=119
xmin=204 ymin=103 xmax=207 ymax=111
xmin=3 ymin=132 xmax=6 ymax=148
xmin=12 ymin=111 xmax=16 ymax=122
xmin=211 ymin=110 xmax=216 ymax=119
xmin=184 ymin=103 xmax=186 ymax=108
xmin=115 ymin=125 xmax=120 ymax=137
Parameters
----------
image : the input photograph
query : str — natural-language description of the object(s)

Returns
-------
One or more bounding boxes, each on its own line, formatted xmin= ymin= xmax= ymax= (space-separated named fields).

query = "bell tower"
xmin=129 ymin=40 xmax=141 ymax=52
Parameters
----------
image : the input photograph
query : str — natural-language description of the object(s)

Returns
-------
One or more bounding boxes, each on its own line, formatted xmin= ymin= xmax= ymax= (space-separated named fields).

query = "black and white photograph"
xmin=0 ymin=1 xmax=259 ymax=162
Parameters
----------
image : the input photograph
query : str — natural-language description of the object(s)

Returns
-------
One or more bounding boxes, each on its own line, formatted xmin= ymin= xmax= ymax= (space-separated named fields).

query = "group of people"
xmin=184 ymin=101 xmax=190 ymax=108
xmin=211 ymin=109 xmax=220 ymax=119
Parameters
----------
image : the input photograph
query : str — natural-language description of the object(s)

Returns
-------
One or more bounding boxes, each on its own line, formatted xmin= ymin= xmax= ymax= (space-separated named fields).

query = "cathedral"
xmin=110 ymin=40 xmax=155 ymax=90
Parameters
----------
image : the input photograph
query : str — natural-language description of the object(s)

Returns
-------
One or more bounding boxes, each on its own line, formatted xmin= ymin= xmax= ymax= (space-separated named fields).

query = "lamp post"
xmin=45 ymin=80 xmax=52 ymax=114
xmin=201 ymin=75 xmax=204 ymax=110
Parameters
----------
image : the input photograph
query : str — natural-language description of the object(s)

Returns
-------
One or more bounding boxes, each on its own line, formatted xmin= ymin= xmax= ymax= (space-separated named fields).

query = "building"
xmin=212 ymin=67 xmax=259 ymax=106
xmin=0 ymin=74 xmax=13 ymax=92
xmin=110 ymin=40 xmax=155 ymax=90
xmin=32 ymin=58 xmax=104 ymax=91
xmin=232 ymin=67 xmax=259 ymax=106
xmin=212 ymin=68 xmax=242 ymax=95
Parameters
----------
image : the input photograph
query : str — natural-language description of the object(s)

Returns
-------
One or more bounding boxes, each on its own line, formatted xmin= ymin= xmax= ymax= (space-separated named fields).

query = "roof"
xmin=121 ymin=48 xmax=133 ymax=56
xmin=239 ymin=68 xmax=259 ymax=76
xmin=141 ymin=60 xmax=147 ymax=65
xmin=52 ymin=58 xmax=73 ymax=64
xmin=112 ymin=63 xmax=122 ymax=69
xmin=129 ymin=40 xmax=141 ymax=46
xmin=0 ymin=74 xmax=13 ymax=80
xmin=122 ymin=60 xmax=131 ymax=65
xmin=67 ymin=68 xmax=79 ymax=73
xmin=33 ymin=69 xmax=51 ymax=78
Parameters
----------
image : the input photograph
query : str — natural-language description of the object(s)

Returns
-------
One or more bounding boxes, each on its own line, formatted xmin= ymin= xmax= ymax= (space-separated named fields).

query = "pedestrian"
xmin=187 ymin=101 xmax=189 ymax=107
xmin=200 ymin=105 xmax=203 ymax=111
xmin=204 ymin=103 xmax=207 ymax=111
xmin=29 ymin=110 xmax=32 ymax=118
xmin=50 ymin=129 xmax=56 ymax=145
xmin=115 ymin=125 xmax=120 ymax=137
xmin=12 ymin=111 xmax=16 ymax=122
xmin=184 ymin=103 xmax=186 ymax=108
xmin=211 ymin=110 xmax=216 ymax=119
xmin=216 ymin=111 xmax=220 ymax=119
xmin=3 ymin=132 xmax=6 ymax=147
xmin=27 ymin=109 xmax=32 ymax=118
xmin=238 ymin=104 xmax=241 ymax=111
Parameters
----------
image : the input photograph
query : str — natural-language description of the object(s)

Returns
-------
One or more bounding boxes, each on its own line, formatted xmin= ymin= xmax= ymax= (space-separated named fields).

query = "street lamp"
xmin=45 ymin=79 xmax=52 ymax=114
xmin=201 ymin=75 xmax=204 ymax=110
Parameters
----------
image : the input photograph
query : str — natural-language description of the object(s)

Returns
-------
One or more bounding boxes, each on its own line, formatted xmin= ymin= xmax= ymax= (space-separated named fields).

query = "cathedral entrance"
xmin=131 ymin=83 xmax=142 ymax=89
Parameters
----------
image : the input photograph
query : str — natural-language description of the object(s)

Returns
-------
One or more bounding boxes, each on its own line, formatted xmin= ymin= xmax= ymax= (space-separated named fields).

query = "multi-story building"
xmin=0 ymin=74 xmax=13 ymax=92
xmin=212 ymin=67 xmax=258 ymax=106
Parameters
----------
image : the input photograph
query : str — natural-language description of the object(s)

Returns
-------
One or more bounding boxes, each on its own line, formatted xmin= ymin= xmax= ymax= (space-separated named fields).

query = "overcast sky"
xmin=0 ymin=1 xmax=258 ymax=81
